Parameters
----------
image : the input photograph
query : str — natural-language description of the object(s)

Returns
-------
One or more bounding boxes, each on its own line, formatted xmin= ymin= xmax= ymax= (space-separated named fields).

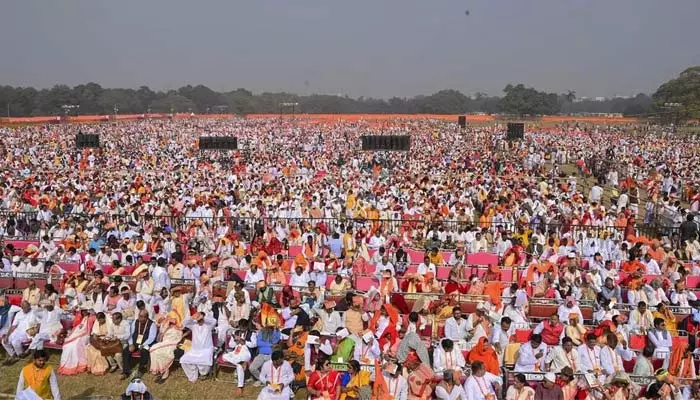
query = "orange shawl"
xmin=467 ymin=337 xmax=500 ymax=375
xmin=369 ymin=304 xmax=399 ymax=333
xmin=525 ymin=262 xmax=558 ymax=282
xmin=669 ymin=342 xmax=694 ymax=378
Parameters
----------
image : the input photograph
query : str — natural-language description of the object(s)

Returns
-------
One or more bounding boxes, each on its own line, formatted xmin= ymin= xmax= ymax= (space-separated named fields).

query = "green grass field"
xmin=0 ymin=353 xmax=307 ymax=400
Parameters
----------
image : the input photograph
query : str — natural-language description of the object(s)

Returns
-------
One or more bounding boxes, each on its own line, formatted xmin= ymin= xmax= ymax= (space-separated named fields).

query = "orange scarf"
xmin=467 ymin=337 xmax=500 ymax=375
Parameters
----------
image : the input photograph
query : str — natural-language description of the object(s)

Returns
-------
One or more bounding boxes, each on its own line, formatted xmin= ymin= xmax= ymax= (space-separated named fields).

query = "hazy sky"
xmin=2 ymin=0 xmax=699 ymax=98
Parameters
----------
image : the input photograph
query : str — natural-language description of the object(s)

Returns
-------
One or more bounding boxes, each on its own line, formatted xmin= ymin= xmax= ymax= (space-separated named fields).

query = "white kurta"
xmin=434 ymin=346 xmax=467 ymax=375
xmin=463 ymin=372 xmax=502 ymax=400
xmin=386 ymin=375 xmax=409 ymax=400
xmin=545 ymin=346 xmax=581 ymax=373
xmin=181 ymin=318 xmax=216 ymax=366
xmin=514 ymin=342 xmax=547 ymax=372
xmin=436 ymin=383 xmax=467 ymax=400
xmin=257 ymin=360 xmax=294 ymax=400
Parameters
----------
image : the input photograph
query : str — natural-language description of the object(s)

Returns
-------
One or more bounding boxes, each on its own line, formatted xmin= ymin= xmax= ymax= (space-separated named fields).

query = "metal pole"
xmin=7 ymin=103 xmax=10 ymax=117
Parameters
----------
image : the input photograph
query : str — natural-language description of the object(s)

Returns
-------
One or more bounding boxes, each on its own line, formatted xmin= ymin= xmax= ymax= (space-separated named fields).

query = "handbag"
xmin=629 ymin=335 xmax=647 ymax=350
xmin=90 ymin=337 xmax=123 ymax=357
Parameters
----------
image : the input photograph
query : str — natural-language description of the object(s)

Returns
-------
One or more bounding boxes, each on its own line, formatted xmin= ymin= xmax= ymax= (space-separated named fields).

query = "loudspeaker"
xmin=75 ymin=134 xmax=100 ymax=148
xmin=507 ymin=122 xmax=525 ymax=140
xmin=458 ymin=116 xmax=466 ymax=128
xmin=199 ymin=136 xmax=238 ymax=150
xmin=361 ymin=135 xmax=410 ymax=151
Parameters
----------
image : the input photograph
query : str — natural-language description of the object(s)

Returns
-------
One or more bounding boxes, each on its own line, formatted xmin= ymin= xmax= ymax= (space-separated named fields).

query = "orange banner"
xmin=0 ymin=113 xmax=639 ymax=126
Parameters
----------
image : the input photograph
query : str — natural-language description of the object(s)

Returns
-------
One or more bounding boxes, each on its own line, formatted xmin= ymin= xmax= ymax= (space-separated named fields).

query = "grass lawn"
xmin=0 ymin=353 xmax=307 ymax=400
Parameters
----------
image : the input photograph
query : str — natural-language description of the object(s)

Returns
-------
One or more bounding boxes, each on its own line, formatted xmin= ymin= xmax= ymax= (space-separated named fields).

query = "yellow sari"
xmin=653 ymin=311 xmax=678 ymax=336
xmin=340 ymin=370 xmax=371 ymax=400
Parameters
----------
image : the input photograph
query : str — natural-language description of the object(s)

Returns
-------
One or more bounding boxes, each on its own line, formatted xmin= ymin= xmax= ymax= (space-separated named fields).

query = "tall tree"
xmin=652 ymin=66 xmax=700 ymax=120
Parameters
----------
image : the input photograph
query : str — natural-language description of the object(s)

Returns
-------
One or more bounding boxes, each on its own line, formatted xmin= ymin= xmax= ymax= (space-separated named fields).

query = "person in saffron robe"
xmin=467 ymin=337 xmax=500 ymax=375
xmin=16 ymin=350 xmax=61 ymax=400
xmin=368 ymin=303 xmax=400 ymax=352
xmin=405 ymin=353 xmax=434 ymax=400
xmin=668 ymin=341 xmax=696 ymax=379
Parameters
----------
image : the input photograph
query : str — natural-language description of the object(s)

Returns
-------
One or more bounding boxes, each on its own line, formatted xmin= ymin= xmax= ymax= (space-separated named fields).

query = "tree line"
xmin=0 ymin=66 xmax=697 ymax=118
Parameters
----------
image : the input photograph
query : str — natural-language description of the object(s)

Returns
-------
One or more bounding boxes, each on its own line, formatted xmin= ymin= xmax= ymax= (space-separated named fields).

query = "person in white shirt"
xmin=433 ymin=339 xmax=466 ymax=378
xmin=257 ymin=350 xmax=294 ymax=400
xmin=25 ymin=258 xmax=44 ymax=274
xmin=244 ymin=264 xmax=266 ymax=287
xmin=641 ymin=253 xmax=661 ymax=275
xmin=647 ymin=317 xmax=673 ymax=367
xmin=463 ymin=360 xmax=502 ymax=400
xmin=288 ymin=266 xmax=310 ymax=289
xmin=315 ymin=300 xmax=342 ymax=335
xmin=114 ymin=288 xmax=137 ymax=320
xmin=577 ymin=333 xmax=603 ymax=379
xmin=151 ymin=258 xmax=171 ymax=293
xmin=589 ymin=185 xmax=603 ymax=204
xmin=545 ymin=337 xmax=581 ymax=373
xmin=416 ymin=256 xmax=436 ymax=277
xmin=28 ymin=301 xmax=64 ymax=351
xmin=469 ymin=232 xmax=488 ymax=253
xmin=444 ymin=308 xmax=469 ymax=342
xmin=105 ymin=312 xmax=131 ymax=373
xmin=2 ymin=301 xmax=35 ymax=362
xmin=381 ymin=362 xmax=409 ymax=400
xmin=435 ymin=369 xmax=466 ymax=400
xmin=373 ymin=256 xmax=395 ymax=280
xmin=670 ymin=281 xmax=698 ymax=308
xmin=221 ymin=329 xmax=253 ymax=394
xmin=353 ymin=332 xmax=380 ymax=364
xmin=514 ymin=334 xmax=547 ymax=372
xmin=367 ymin=231 xmax=386 ymax=250
xmin=557 ymin=296 xmax=584 ymax=325
xmin=180 ymin=312 xmax=217 ymax=382
xmin=628 ymin=301 xmax=654 ymax=335
xmin=489 ymin=317 xmax=513 ymax=364
xmin=599 ymin=333 xmax=634 ymax=377
xmin=644 ymin=279 xmax=669 ymax=307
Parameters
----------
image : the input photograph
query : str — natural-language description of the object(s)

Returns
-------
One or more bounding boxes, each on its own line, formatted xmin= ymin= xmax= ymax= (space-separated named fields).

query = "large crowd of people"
xmin=1 ymin=117 xmax=700 ymax=400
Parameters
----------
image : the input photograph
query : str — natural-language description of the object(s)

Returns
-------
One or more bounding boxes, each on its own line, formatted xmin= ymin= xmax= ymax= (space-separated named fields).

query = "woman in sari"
xmin=654 ymin=303 xmax=679 ymax=336
xmin=340 ymin=360 xmax=371 ymax=400
xmin=308 ymin=358 xmax=341 ymax=400
xmin=86 ymin=312 xmax=111 ymax=375
xmin=506 ymin=373 xmax=535 ymax=400
xmin=150 ymin=312 xmax=184 ymax=384
xmin=466 ymin=337 xmax=500 ymax=375
xmin=330 ymin=330 xmax=355 ymax=365
xmin=58 ymin=308 xmax=91 ymax=375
